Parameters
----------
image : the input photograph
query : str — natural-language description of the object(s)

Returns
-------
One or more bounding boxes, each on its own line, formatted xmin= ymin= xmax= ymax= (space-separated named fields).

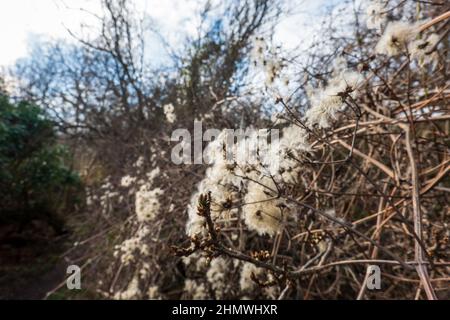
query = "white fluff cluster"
xmin=91 ymin=178 xmax=121 ymax=215
xmin=251 ymin=37 xmax=284 ymax=87
xmin=147 ymin=286 xmax=161 ymax=300
xmin=113 ymin=226 xmax=150 ymax=265
xmin=134 ymin=156 xmax=145 ymax=168
xmin=164 ymin=103 xmax=176 ymax=123
xmin=365 ymin=1 xmax=387 ymax=32
xmin=279 ymin=125 xmax=310 ymax=152
xmin=305 ymin=94 xmax=344 ymax=129
xmin=242 ymin=125 xmax=310 ymax=235
xmin=114 ymin=275 xmax=141 ymax=300
xmin=85 ymin=187 xmax=95 ymax=207
xmin=239 ymin=262 xmax=263 ymax=291
xmin=277 ymin=125 xmax=310 ymax=182
xmin=186 ymin=131 xmax=243 ymax=236
xmin=263 ymin=284 xmax=280 ymax=299
xmin=184 ymin=279 xmax=208 ymax=300
xmin=146 ymin=167 xmax=161 ymax=182
xmin=121 ymin=175 xmax=136 ymax=187
xmin=409 ymin=33 xmax=439 ymax=69
xmin=251 ymin=37 xmax=267 ymax=63
xmin=206 ymin=257 xmax=231 ymax=298
xmin=182 ymin=252 xmax=209 ymax=272
xmin=186 ymin=125 xmax=310 ymax=237
xmin=98 ymin=165 xmax=162 ymax=222
xmin=137 ymin=263 xmax=152 ymax=280
xmin=239 ymin=262 xmax=279 ymax=298
xmin=244 ymin=179 xmax=282 ymax=236
xmin=100 ymin=190 xmax=120 ymax=204
xmin=305 ymin=67 xmax=362 ymax=129
xmin=375 ymin=21 xmax=421 ymax=56
xmin=118 ymin=166 xmax=163 ymax=223
xmin=135 ymin=185 xmax=164 ymax=222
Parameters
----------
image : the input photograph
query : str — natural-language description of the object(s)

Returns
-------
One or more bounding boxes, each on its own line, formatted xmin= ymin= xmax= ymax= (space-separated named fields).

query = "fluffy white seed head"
xmin=135 ymin=186 xmax=164 ymax=222
xmin=114 ymin=275 xmax=141 ymax=300
xmin=184 ymin=279 xmax=207 ymax=300
xmin=375 ymin=21 xmax=420 ymax=56
xmin=243 ymin=180 xmax=282 ymax=236
xmin=409 ymin=33 xmax=440 ymax=69
xmin=121 ymin=175 xmax=136 ymax=187
xmin=366 ymin=1 xmax=387 ymax=32
xmin=240 ymin=262 xmax=263 ymax=291
xmin=163 ymin=103 xmax=176 ymax=123
xmin=305 ymin=69 xmax=362 ymax=129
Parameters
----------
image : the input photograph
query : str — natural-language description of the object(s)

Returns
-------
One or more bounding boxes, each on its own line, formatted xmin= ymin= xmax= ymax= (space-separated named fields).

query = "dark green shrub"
xmin=0 ymin=95 xmax=80 ymax=230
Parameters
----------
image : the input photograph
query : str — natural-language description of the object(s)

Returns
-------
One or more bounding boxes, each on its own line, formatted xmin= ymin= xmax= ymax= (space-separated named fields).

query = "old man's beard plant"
xmin=173 ymin=3 xmax=449 ymax=300
xmin=74 ymin=0 xmax=449 ymax=300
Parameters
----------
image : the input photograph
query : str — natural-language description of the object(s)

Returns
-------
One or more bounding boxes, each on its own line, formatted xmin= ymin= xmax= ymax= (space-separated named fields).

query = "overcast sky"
xmin=0 ymin=0 xmax=342 ymax=68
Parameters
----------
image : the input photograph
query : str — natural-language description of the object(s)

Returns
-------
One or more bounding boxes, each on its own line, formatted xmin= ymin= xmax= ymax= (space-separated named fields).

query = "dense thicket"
xmin=7 ymin=0 xmax=449 ymax=299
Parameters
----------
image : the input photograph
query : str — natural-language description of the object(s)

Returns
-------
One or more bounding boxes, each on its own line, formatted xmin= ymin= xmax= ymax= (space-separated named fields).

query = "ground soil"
xmin=0 ymin=220 xmax=69 ymax=299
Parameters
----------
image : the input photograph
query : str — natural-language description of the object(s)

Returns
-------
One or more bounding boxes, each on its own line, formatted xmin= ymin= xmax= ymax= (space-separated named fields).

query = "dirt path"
xmin=0 ymin=220 xmax=69 ymax=300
